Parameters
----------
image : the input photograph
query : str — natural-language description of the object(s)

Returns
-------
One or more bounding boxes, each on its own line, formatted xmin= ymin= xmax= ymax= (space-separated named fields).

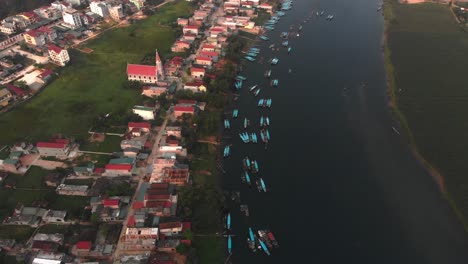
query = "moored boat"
xmin=227 ymin=235 xmax=232 ymax=254
xmin=226 ymin=213 xmax=231 ymax=230
xmin=243 ymin=117 xmax=249 ymax=129
xmin=232 ymin=109 xmax=238 ymax=118
xmin=254 ymin=88 xmax=261 ymax=97
xmin=244 ymin=56 xmax=256 ymax=62
xmin=245 ymin=171 xmax=251 ymax=185
xmin=264 ymin=69 xmax=271 ymax=78
xmin=249 ymin=84 xmax=258 ymax=92
xmin=288 ymin=47 xmax=292 ymax=53
xmin=260 ymin=178 xmax=267 ymax=192
xmin=267 ymin=231 xmax=279 ymax=248
xmin=259 ymin=239 xmax=270 ymax=256
xmin=259 ymin=36 xmax=269 ymax=41
xmin=235 ymin=75 xmax=247 ymax=81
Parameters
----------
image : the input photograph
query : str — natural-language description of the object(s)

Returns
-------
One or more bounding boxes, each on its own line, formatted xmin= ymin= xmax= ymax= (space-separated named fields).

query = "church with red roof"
xmin=127 ymin=50 xmax=165 ymax=84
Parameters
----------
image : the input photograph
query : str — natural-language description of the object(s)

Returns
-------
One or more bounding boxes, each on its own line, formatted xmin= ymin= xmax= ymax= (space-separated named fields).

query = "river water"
xmin=221 ymin=0 xmax=468 ymax=263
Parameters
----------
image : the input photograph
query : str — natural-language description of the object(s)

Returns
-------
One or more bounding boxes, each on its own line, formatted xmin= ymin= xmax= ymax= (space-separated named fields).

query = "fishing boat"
xmin=277 ymin=11 xmax=285 ymax=16
xmin=258 ymin=230 xmax=273 ymax=249
xmin=264 ymin=69 xmax=271 ymax=78
xmin=299 ymin=25 xmax=303 ymax=31
xmin=244 ymin=56 xmax=255 ymax=62
xmin=271 ymin=58 xmax=279 ymax=65
xmin=255 ymin=179 xmax=263 ymax=192
xmin=268 ymin=44 xmax=275 ymax=48
xmin=320 ymin=11 xmax=325 ymax=16
xmin=271 ymin=79 xmax=279 ymax=87
xmin=242 ymin=156 xmax=250 ymax=169
xmin=266 ymin=117 xmax=270 ymax=126
xmin=260 ymin=178 xmax=267 ymax=192
xmin=224 ymin=119 xmax=230 ymax=129
xmin=258 ymin=99 xmax=264 ymax=107
xmin=254 ymin=88 xmax=261 ymax=97
xmin=226 ymin=213 xmax=231 ymax=230
xmin=253 ymin=160 xmax=259 ymax=172
xmin=267 ymin=231 xmax=279 ymax=248
xmin=235 ymin=75 xmax=247 ymax=81
xmin=227 ymin=235 xmax=232 ymax=254
xmin=239 ymin=132 xmax=249 ymax=143
xmin=223 ymin=145 xmax=230 ymax=157
xmin=266 ymin=129 xmax=271 ymax=140
xmin=243 ymin=117 xmax=249 ymax=129
xmin=259 ymin=36 xmax=269 ymax=41
xmin=245 ymin=171 xmax=251 ymax=185
xmin=240 ymin=204 xmax=249 ymax=216
xmin=282 ymin=40 xmax=289 ymax=47
xmin=247 ymin=238 xmax=256 ymax=252
xmin=266 ymin=99 xmax=272 ymax=108
xmin=249 ymin=84 xmax=258 ymax=92
xmin=251 ymin=132 xmax=258 ymax=143
xmin=288 ymin=47 xmax=292 ymax=53
xmin=232 ymin=109 xmax=238 ymax=118
xmin=259 ymin=239 xmax=270 ymax=256
xmin=260 ymin=130 xmax=267 ymax=143
xmin=260 ymin=116 xmax=264 ymax=126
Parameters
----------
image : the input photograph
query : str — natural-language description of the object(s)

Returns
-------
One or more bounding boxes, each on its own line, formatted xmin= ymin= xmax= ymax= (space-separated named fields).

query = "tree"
xmin=176 ymin=243 xmax=191 ymax=254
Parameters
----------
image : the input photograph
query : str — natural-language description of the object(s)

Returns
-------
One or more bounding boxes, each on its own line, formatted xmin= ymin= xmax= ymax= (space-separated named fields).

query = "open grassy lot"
xmin=80 ymin=135 xmax=123 ymax=153
xmin=385 ymin=1 xmax=468 ymax=224
xmin=0 ymin=225 xmax=35 ymax=242
xmin=0 ymin=0 xmax=194 ymax=145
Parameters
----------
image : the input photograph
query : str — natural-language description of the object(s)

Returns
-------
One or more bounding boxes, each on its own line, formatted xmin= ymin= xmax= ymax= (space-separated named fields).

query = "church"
xmin=127 ymin=50 xmax=165 ymax=83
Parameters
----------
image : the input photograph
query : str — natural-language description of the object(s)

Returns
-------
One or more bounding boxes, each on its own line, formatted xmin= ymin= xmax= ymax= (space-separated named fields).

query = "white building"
xmin=109 ymin=4 xmax=125 ymax=21
xmin=64 ymin=0 xmax=83 ymax=6
xmin=90 ymin=1 xmax=110 ymax=18
xmin=48 ymin=44 xmax=70 ymax=66
xmin=0 ymin=22 xmax=16 ymax=35
xmin=132 ymin=105 xmax=156 ymax=120
xmin=62 ymin=8 xmax=82 ymax=28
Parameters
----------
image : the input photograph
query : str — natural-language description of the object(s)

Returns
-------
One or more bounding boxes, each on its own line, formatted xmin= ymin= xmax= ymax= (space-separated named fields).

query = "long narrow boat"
xmin=245 ymin=56 xmax=256 ymax=62
xmin=260 ymin=178 xmax=267 ymax=192
xmin=245 ymin=171 xmax=251 ymax=185
xmin=251 ymin=133 xmax=258 ymax=143
xmin=260 ymin=116 xmax=264 ymax=126
xmin=254 ymin=88 xmax=261 ymax=97
xmin=267 ymin=99 xmax=272 ymax=108
xmin=235 ymin=75 xmax=247 ymax=81
xmin=228 ymin=235 xmax=232 ymax=254
xmin=259 ymin=240 xmax=270 ymax=256
xmin=227 ymin=213 xmax=231 ymax=230
xmin=260 ymin=130 xmax=267 ymax=143
xmin=258 ymin=99 xmax=264 ymax=106
xmin=249 ymin=84 xmax=258 ymax=92
xmin=282 ymin=40 xmax=289 ymax=47
xmin=253 ymin=160 xmax=259 ymax=172
xmin=249 ymin=228 xmax=255 ymax=242
xmin=266 ymin=129 xmax=271 ymax=140
xmin=288 ymin=47 xmax=292 ymax=54
xmin=264 ymin=69 xmax=271 ymax=78
xmin=267 ymin=231 xmax=279 ymax=248
xmin=232 ymin=109 xmax=238 ymax=118
xmin=259 ymin=36 xmax=269 ymax=41
xmin=244 ymin=118 xmax=249 ymax=129
xmin=266 ymin=117 xmax=270 ymax=126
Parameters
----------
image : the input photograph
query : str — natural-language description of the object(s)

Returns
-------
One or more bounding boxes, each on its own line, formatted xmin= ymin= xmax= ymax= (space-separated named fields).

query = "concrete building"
xmin=0 ymin=22 xmax=16 ymax=35
xmin=104 ymin=164 xmax=133 ymax=176
xmin=0 ymin=88 xmax=13 ymax=107
xmin=122 ymin=227 xmax=158 ymax=251
xmin=90 ymin=1 xmax=110 ymax=18
xmin=48 ymin=44 xmax=70 ymax=66
xmin=42 ymin=210 xmax=67 ymax=223
xmin=141 ymin=86 xmax=167 ymax=97
xmin=64 ymin=0 xmax=84 ymax=6
xmin=132 ymin=105 xmax=156 ymax=120
xmin=62 ymin=8 xmax=83 ymax=28
xmin=56 ymin=184 xmax=89 ymax=196
xmin=36 ymin=140 xmax=71 ymax=157
xmin=109 ymin=4 xmax=125 ymax=21
xmin=23 ymin=30 xmax=47 ymax=46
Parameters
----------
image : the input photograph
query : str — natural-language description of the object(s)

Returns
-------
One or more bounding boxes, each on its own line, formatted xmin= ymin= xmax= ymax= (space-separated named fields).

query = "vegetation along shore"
xmin=383 ymin=0 xmax=468 ymax=228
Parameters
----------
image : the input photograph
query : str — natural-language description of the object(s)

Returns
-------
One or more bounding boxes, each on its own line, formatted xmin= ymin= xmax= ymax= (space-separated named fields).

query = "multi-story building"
xmin=48 ymin=44 xmax=70 ymax=66
xmin=34 ymin=5 xmax=63 ymax=19
xmin=90 ymin=1 xmax=110 ymax=18
xmin=130 ymin=0 xmax=146 ymax=10
xmin=23 ymin=30 xmax=47 ymax=46
xmin=64 ymin=0 xmax=83 ymax=6
xmin=109 ymin=4 xmax=125 ymax=21
xmin=62 ymin=8 xmax=83 ymax=28
xmin=122 ymin=227 xmax=158 ymax=251
xmin=132 ymin=105 xmax=156 ymax=120
xmin=36 ymin=139 xmax=71 ymax=157
xmin=0 ymin=89 xmax=12 ymax=107
xmin=0 ymin=22 xmax=16 ymax=35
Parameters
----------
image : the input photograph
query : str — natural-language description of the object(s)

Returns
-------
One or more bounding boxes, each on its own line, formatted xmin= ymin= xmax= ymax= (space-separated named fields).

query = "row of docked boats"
xmin=224 ymin=119 xmax=231 ymax=129
xmin=247 ymin=227 xmax=279 ymax=256
xmin=234 ymin=79 xmax=243 ymax=90
xmin=258 ymin=98 xmax=272 ymax=108
xmin=242 ymin=156 xmax=259 ymax=173
xmin=241 ymin=170 xmax=267 ymax=193
xmin=239 ymin=132 xmax=258 ymax=143
xmin=259 ymin=116 xmax=270 ymax=127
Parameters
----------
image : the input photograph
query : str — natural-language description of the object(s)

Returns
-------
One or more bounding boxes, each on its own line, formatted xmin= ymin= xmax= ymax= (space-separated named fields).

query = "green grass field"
xmin=0 ymin=1 xmax=194 ymax=145
xmin=80 ymin=135 xmax=123 ymax=153
xmin=386 ymin=1 xmax=468 ymax=225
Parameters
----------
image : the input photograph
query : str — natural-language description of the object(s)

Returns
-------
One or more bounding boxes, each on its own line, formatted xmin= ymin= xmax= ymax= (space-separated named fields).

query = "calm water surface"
xmin=222 ymin=0 xmax=468 ymax=263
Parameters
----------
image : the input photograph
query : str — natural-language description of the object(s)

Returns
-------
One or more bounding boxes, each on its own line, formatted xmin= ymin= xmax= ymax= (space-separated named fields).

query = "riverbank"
xmin=383 ymin=0 xmax=468 ymax=229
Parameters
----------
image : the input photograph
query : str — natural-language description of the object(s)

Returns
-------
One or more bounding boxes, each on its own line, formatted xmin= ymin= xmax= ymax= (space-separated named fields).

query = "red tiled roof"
xmin=127 ymin=64 xmax=157 ymax=77
xmin=103 ymin=199 xmax=120 ymax=207
xmin=196 ymin=56 xmax=212 ymax=62
xmin=175 ymin=40 xmax=190 ymax=45
xmin=127 ymin=215 xmax=135 ymax=227
xmin=150 ymin=183 xmax=169 ymax=189
xmin=36 ymin=142 xmax=66 ymax=149
xmin=184 ymin=25 xmax=199 ymax=30
xmin=128 ymin=122 xmax=151 ymax=129
xmin=174 ymin=106 xmax=195 ymax=112
xmin=37 ymin=26 xmax=53 ymax=33
xmin=191 ymin=67 xmax=205 ymax=73
xmin=94 ymin=167 xmax=104 ymax=174
xmin=25 ymin=29 xmax=40 ymax=37
xmin=200 ymin=51 xmax=218 ymax=57
xmin=48 ymin=44 xmax=63 ymax=54
xmin=145 ymin=200 xmax=166 ymax=208
xmin=105 ymin=164 xmax=132 ymax=171
xmin=181 ymin=239 xmax=192 ymax=246
xmin=37 ymin=69 xmax=54 ymax=79
xmin=210 ymin=27 xmax=224 ymax=32
xmin=4 ymin=84 xmax=25 ymax=96
xmin=20 ymin=11 xmax=39 ymax=19
xmin=132 ymin=201 xmax=144 ymax=210
xmin=76 ymin=241 xmax=92 ymax=250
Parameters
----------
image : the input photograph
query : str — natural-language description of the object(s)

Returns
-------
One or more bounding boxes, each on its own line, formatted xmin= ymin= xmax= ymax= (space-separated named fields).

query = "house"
xmin=156 ymin=239 xmax=180 ymax=253
xmin=127 ymin=50 xmax=164 ymax=83
xmin=6 ymin=204 xmax=46 ymax=227
xmin=201 ymin=44 xmax=216 ymax=52
xmin=37 ymin=26 xmax=57 ymax=41
xmin=90 ymin=1 xmax=110 ymax=18
xmin=190 ymin=67 xmax=205 ymax=79
xmin=2 ymin=158 xmax=22 ymax=172
xmin=17 ymin=11 xmax=41 ymax=25
xmin=174 ymin=106 xmax=195 ymax=118
xmin=45 ymin=173 xmax=63 ymax=187
xmin=48 ymin=44 xmax=70 ymax=66
xmin=73 ymin=163 xmax=95 ymax=176
xmin=182 ymin=25 xmax=199 ymax=35
xmin=159 ymin=222 xmax=183 ymax=236
xmin=132 ymin=182 xmax=177 ymax=216
xmin=4 ymin=84 xmax=25 ymax=98
xmin=177 ymin=18 xmax=189 ymax=26
xmin=257 ymin=3 xmax=273 ymax=13
xmin=75 ymin=241 xmax=92 ymax=255
xmin=209 ymin=27 xmax=224 ymax=38
xmin=62 ymin=8 xmax=83 ymax=28
xmin=121 ymin=136 xmax=147 ymax=150
xmin=133 ymin=105 xmax=157 ymax=120
xmin=0 ymin=239 xmax=16 ymax=251
xmin=128 ymin=122 xmax=151 ymax=133
xmin=23 ymin=30 xmax=47 ymax=46
xmin=171 ymin=40 xmax=190 ymax=53
xmin=195 ymin=56 xmax=212 ymax=66
xmin=122 ymin=227 xmax=158 ymax=251
xmin=56 ymin=184 xmax=89 ymax=196
xmin=165 ymin=127 xmax=182 ymax=138
xmin=162 ymin=164 xmax=189 ymax=185
xmin=130 ymin=0 xmax=146 ymax=10
xmin=42 ymin=210 xmax=67 ymax=223
xmin=142 ymin=86 xmax=167 ymax=97
xmin=105 ymin=164 xmax=133 ymax=176
xmin=109 ymin=4 xmax=125 ymax=21
xmin=199 ymin=51 xmax=219 ymax=62
xmin=36 ymin=139 xmax=71 ymax=157
xmin=0 ymin=88 xmax=12 ymax=107
xmin=36 ymin=69 xmax=55 ymax=84
xmin=109 ymin=157 xmax=135 ymax=166
xmin=103 ymin=199 xmax=120 ymax=209
xmin=183 ymin=81 xmax=206 ymax=93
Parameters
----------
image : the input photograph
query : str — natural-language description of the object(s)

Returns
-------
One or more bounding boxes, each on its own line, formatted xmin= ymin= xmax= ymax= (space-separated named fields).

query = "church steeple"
xmin=155 ymin=49 xmax=164 ymax=81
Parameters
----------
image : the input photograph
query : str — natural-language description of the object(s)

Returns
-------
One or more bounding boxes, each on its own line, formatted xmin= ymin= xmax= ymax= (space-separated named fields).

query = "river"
xmin=221 ymin=0 xmax=468 ymax=263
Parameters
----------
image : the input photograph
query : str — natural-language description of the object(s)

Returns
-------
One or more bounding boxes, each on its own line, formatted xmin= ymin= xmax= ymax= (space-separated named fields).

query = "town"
xmin=0 ymin=0 xmax=277 ymax=263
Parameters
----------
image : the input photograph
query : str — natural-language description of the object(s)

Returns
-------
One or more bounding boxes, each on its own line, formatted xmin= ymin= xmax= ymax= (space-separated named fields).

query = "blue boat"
xmin=244 ymin=117 xmax=249 ymax=129
xmin=264 ymin=69 xmax=271 ymax=78
xmin=254 ymin=160 xmax=259 ymax=172
xmin=265 ymin=26 xmax=275 ymax=31
xmin=246 ymin=156 xmax=251 ymax=166
xmin=266 ymin=129 xmax=271 ymax=140
xmin=254 ymin=88 xmax=261 ymax=97
xmin=249 ymin=84 xmax=258 ymax=92
xmin=271 ymin=58 xmax=279 ymax=65
xmin=260 ymin=130 xmax=267 ymax=143
xmin=266 ymin=99 xmax=272 ymax=108
xmin=245 ymin=171 xmax=251 ymax=185
xmin=232 ymin=109 xmax=238 ymax=118
xmin=228 ymin=235 xmax=232 ymax=254
xmin=266 ymin=117 xmax=270 ymax=126
xmin=258 ymin=99 xmax=264 ymax=106
xmin=249 ymin=228 xmax=255 ymax=241
xmin=260 ymin=178 xmax=267 ymax=192
xmin=260 ymin=116 xmax=264 ymax=126
xmin=227 ymin=213 xmax=231 ymax=230
xmin=224 ymin=119 xmax=230 ymax=129
xmin=235 ymin=75 xmax=247 ymax=81
xmin=223 ymin=145 xmax=230 ymax=157
xmin=271 ymin=79 xmax=279 ymax=87
xmin=259 ymin=36 xmax=269 ymax=41
xmin=288 ymin=47 xmax=292 ymax=53
xmin=244 ymin=56 xmax=255 ymax=62
xmin=247 ymin=52 xmax=258 ymax=57
xmin=282 ymin=40 xmax=289 ymax=47
xmin=239 ymin=133 xmax=249 ymax=143
xmin=251 ymin=133 xmax=258 ymax=143
xmin=259 ymin=239 xmax=270 ymax=256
